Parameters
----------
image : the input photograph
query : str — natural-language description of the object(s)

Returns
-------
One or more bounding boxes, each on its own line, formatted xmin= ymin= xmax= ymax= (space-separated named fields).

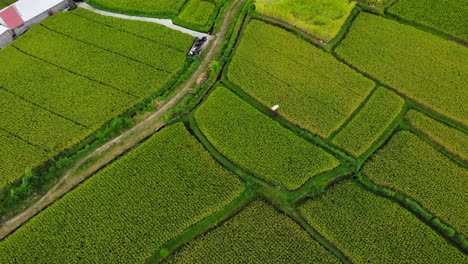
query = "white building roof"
xmin=13 ymin=0 xmax=65 ymax=22
xmin=0 ymin=24 xmax=9 ymax=34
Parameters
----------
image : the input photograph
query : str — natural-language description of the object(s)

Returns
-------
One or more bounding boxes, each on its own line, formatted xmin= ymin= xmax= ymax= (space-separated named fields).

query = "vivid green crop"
xmin=13 ymin=26 xmax=171 ymax=98
xmin=85 ymin=0 xmax=187 ymax=17
xmin=178 ymin=0 xmax=216 ymax=27
xmin=388 ymin=0 xmax=468 ymax=41
xmin=166 ymin=200 xmax=340 ymax=263
xmin=0 ymin=130 xmax=47 ymax=190
xmin=299 ymin=180 xmax=467 ymax=263
xmin=255 ymin=0 xmax=355 ymax=40
xmin=332 ymin=87 xmax=404 ymax=156
xmin=195 ymin=87 xmax=340 ymax=189
xmin=336 ymin=13 xmax=468 ymax=127
xmin=0 ymin=123 xmax=244 ymax=263
xmin=406 ymin=110 xmax=467 ymax=161
xmin=227 ymin=19 xmax=374 ymax=138
xmin=0 ymin=47 xmax=135 ymax=128
xmin=0 ymin=89 xmax=88 ymax=154
xmin=363 ymin=131 xmax=468 ymax=235
xmin=71 ymin=8 xmax=193 ymax=49
xmin=42 ymin=11 xmax=190 ymax=73
xmin=0 ymin=9 xmax=193 ymax=190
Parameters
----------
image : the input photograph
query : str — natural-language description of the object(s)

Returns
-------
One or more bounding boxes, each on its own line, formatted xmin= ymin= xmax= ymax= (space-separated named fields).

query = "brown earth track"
xmin=0 ymin=0 xmax=245 ymax=240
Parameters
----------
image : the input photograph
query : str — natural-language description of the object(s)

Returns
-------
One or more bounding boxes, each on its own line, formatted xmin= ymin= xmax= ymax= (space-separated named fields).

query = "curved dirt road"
xmin=0 ymin=0 xmax=245 ymax=240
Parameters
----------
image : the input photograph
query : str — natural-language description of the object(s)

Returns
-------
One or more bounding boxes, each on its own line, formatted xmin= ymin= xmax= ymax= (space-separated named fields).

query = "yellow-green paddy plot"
xmin=227 ymin=19 xmax=374 ymax=138
xmin=0 ymin=130 xmax=48 ymax=190
xmin=166 ymin=200 xmax=340 ymax=263
xmin=0 ymin=8 xmax=192 ymax=190
xmin=255 ymin=0 xmax=355 ymax=41
xmin=332 ymin=87 xmax=404 ymax=156
xmin=336 ymin=13 xmax=468 ymax=126
xmin=177 ymin=0 xmax=216 ymax=28
xmin=363 ymin=131 xmax=468 ymax=235
xmin=0 ymin=124 xmax=244 ymax=263
xmin=85 ymin=0 xmax=222 ymax=31
xmin=406 ymin=110 xmax=468 ymax=161
xmin=388 ymin=0 xmax=468 ymax=41
xmin=195 ymin=87 xmax=340 ymax=189
xmin=299 ymin=181 xmax=467 ymax=263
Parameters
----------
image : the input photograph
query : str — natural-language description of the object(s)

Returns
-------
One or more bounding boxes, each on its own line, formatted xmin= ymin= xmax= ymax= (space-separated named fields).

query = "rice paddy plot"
xmin=299 ymin=180 xmax=467 ymax=263
xmin=227 ymin=19 xmax=374 ymax=138
xmin=165 ymin=200 xmax=340 ymax=263
xmin=363 ymin=131 xmax=468 ymax=235
xmin=195 ymin=87 xmax=340 ymax=190
xmin=0 ymin=124 xmax=244 ymax=263
xmin=336 ymin=13 xmax=468 ymax=127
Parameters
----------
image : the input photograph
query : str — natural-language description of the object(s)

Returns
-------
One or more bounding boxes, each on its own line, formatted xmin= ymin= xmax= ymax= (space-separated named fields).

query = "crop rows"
xmin=388 ymin=0 xmax=468 ymax=41
xmin=0 ymin=9 xmax=193 ymax=190
xmin=70 ymin=9 xmax=194 ymax=50
xmin=0 ymin=130 xmax=48 ymax=190
xmin=0 ymin=123 xmax=244 ymax=263
xmin=195 ymin=87 xmax=339 ymax=190
xmin=86 ymin=0 xmax=187 ymax=17
xmin=405 ymin=110 xmax=467 ymax=161
xmin=0 ymin=89 xmax=88 ymax=154
xmin=0 ymin=47 xmax=135 ymax=128
xmin=42 ymin=11 xmax=190 ymax=73
xmin=166 ymin=200 xmax=340 ymax=263
xmin=14 ymin=25 xmax=170 ymax=98
xmin=227 ymin=19 xmax=374 ymax=138
xmin=299 ymin=180 xmax=467 ymax=263
xmin=85 ymin=0 xmax=224 ymax=31
xmin=254 ymin=0 xmax=355 ymax=40
xmin=363 ymin=131 xmax=468 ymax=236
xmin=178 ymin=0 xmax=216 ymax=27
xmin=335 ymin=13 xmax=468 ymax=127
xmin=332 ymin=87 xmax=404 ymax=156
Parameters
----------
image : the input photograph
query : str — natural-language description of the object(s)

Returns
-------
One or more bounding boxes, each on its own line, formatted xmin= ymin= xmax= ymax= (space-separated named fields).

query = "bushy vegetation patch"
xmin=227 ymin=19 xmax=374 ymax=138
xmin=300 ymin=180 xmax=467 ymax=263
xmin=0 ymin=124 xmax=244 ymax=263
xmin=336 ymin=13 xmax=468 ymax=127
xmin=166 ymin=200 xmax=340 ymax=263
xmin=363 ymin=131 xmax=468 ymax=235
xmin=255 ymin=0 xmax=355 ymax=41
xmin=332 ymin=87 xmax=404 ymax=156
xmin=195 ymin=87 xmax=340 ymax=189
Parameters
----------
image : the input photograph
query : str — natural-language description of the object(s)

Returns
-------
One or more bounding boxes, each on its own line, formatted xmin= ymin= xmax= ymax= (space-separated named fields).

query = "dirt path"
xmin=78 ymin=2 xmax=211 ymax=39
xmin=0 ymin=0 xmax=245 ymax=240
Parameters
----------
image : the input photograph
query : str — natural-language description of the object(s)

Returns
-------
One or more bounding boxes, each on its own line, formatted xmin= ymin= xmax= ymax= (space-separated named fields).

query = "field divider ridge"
xmin=12 ymin=45 xmax=140 ymax=100
xmin=400 ymin=122 xmax=467 ymax=167
xmin=356 ymin=172 xmax=468 ymax=254
xmin=0 ymin=86 xmax=89 ymax=129
xmin=39 ymin=24 xmax=173 ymax=74
xmin=146 ymin=189 xmax=256 ymax=263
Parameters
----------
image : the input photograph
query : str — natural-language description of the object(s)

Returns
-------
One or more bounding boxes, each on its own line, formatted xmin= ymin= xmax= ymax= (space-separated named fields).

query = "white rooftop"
xmin=13 ymin=0 xmax=64 ymax=22
xmin=0 ymin=24 xmax=9 ymax=34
